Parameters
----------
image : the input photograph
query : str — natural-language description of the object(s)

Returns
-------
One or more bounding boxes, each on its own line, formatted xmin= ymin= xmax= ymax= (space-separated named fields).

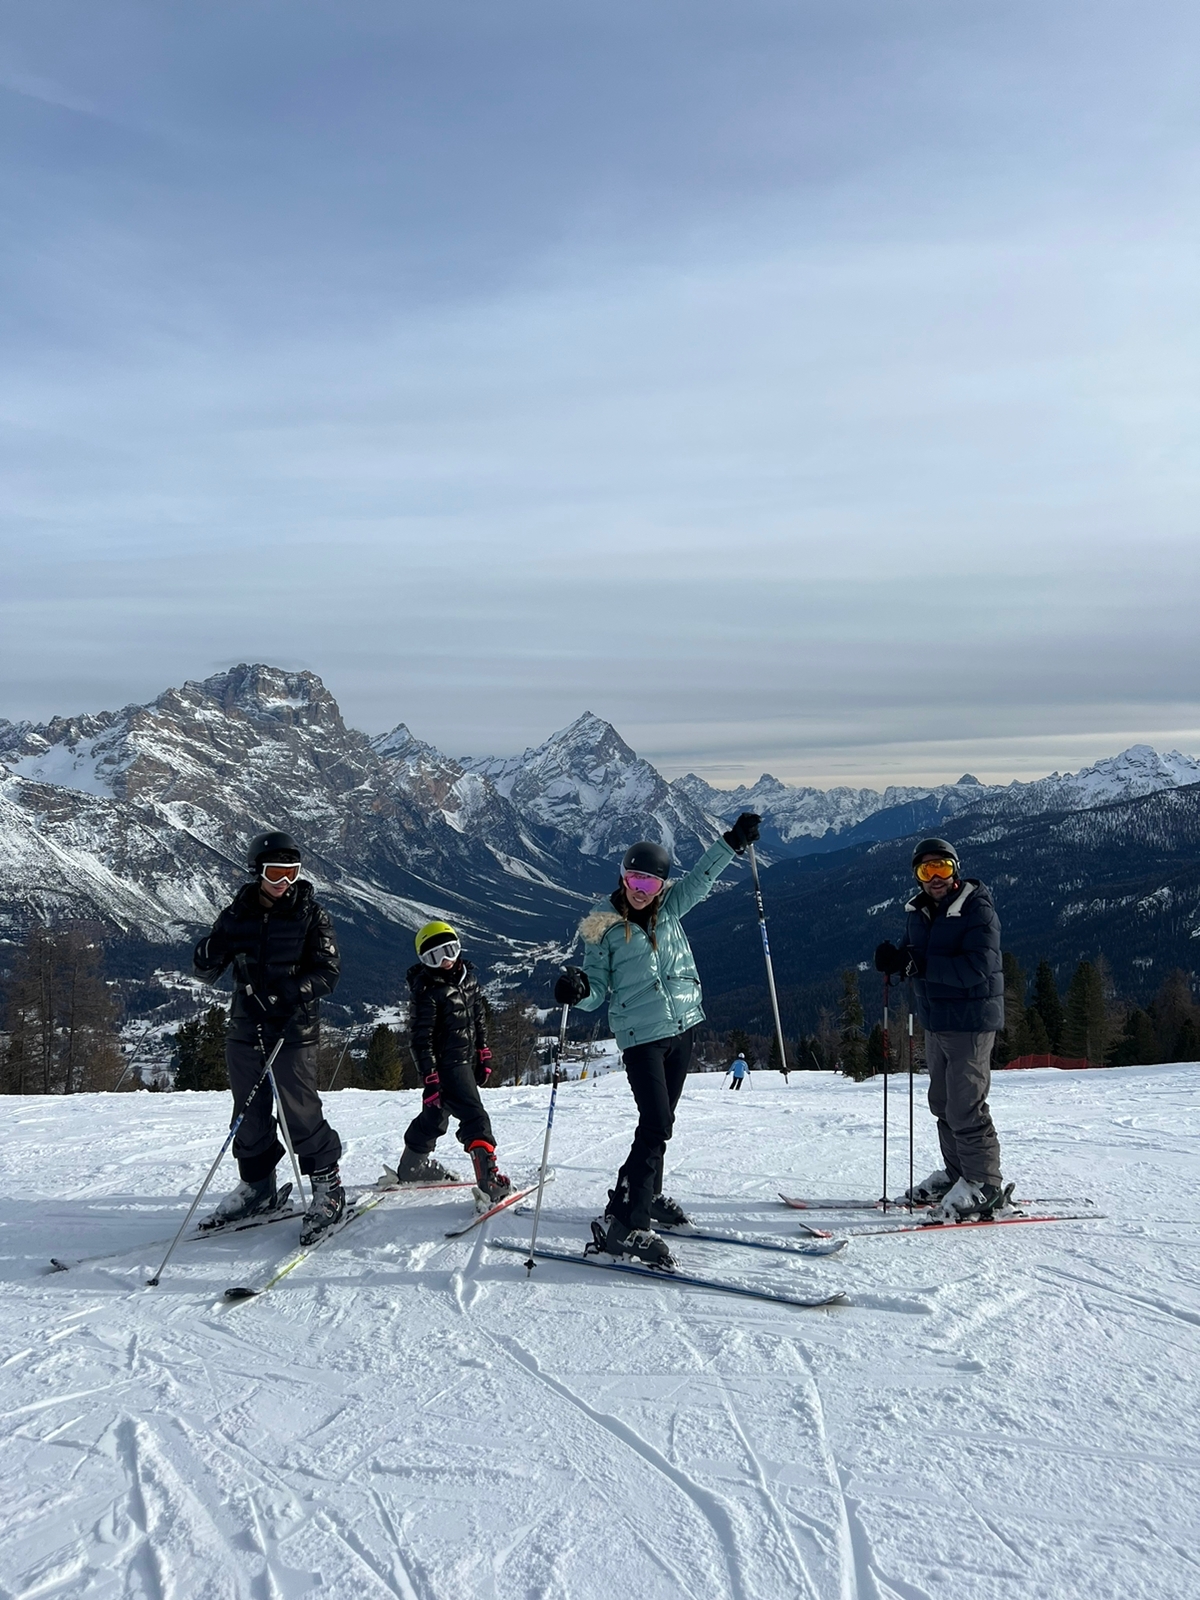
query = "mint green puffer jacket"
xmin=572 ymin=838 xmax=738 ymax=1050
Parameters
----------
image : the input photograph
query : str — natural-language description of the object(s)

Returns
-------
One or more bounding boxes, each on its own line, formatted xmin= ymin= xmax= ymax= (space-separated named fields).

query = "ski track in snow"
xmin=1 ymin=1065 xmax=1198 ymax=1598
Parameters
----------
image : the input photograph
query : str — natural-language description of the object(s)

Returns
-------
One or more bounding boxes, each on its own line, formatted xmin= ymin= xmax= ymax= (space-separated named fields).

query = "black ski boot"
xmin=300 ymin=1166 xmax=346 ymax=1246
xmin=200 ymin=1174 xmax=280 ymax=1231
xmin=650 ymin=1193 xmax=690 ymax=1228
xmin=468 ymin=1140 xmax=514 ymax=1206
xmin=395 ymin=1146 xmax=457 ymax=1185
xmin=590 ymin=1215 xmax=677 ymax=1269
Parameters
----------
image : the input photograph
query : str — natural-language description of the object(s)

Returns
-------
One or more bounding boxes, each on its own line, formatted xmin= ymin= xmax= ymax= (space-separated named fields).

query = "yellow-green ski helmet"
xmin=415 ymin=919 xmax=461 ymax=966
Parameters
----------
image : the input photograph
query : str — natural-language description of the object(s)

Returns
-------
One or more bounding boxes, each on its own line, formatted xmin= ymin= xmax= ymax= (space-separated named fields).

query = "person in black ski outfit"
xmin=392 ymin=920 xmax=512 ymax=1204
xmin=193 ymin=829 xmax=345 ymax=1244
xmin=874 ymin=838 xmax=1006 ymax=1221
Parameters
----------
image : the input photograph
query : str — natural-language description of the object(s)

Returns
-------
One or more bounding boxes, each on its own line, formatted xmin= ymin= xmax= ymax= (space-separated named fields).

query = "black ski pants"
xmin=610 ymin=1028 xmax=694 ymax=1231
xmin=403 ymin=1054 xmax=495 ymax=1155
xmin=226 ymin=1037 xmax=341 ymax=1183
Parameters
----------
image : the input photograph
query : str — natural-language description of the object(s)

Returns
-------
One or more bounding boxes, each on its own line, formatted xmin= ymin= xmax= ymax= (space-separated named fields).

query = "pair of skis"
xmin=778 ymin=1191 xmax=1102 ymax=1238
xmin=223 ymin=1174 xmax=551 ymax=1302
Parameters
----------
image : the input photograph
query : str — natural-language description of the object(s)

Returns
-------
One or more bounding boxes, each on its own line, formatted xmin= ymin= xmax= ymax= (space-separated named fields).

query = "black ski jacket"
xmin=900 ymin=879 xmax=1004 ymax=1034
xmin=407 ymin=959 xmax=488 ymax=1079
xmin=193 ymin=880 xmax=340 ymax=1046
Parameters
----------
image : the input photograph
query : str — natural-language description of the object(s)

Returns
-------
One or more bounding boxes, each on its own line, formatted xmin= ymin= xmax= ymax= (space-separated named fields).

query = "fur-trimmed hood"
xmin=579 ymin=908 xmax=623 ymax=945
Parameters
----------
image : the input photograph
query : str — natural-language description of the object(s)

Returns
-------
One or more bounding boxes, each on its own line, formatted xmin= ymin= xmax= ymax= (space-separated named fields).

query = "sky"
xmin=2 ymin=1 xmax=1198 ymax=789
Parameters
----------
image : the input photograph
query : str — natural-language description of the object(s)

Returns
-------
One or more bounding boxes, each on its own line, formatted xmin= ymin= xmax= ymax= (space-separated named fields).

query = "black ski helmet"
xmin=622 ymin=840 xmax=672 ymax=880
xmin=911 ymin=838 xmax=959 ymax=872
xmin=247 ymin=829 xmax=302 ymax=872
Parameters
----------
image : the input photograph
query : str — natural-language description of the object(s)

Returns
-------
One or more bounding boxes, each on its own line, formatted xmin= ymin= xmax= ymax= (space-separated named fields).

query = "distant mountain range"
xmin=1 ymin=663 xmax=1197 ymax=1023
xmin=687 ymin=781 xmax=1200 ymax=1035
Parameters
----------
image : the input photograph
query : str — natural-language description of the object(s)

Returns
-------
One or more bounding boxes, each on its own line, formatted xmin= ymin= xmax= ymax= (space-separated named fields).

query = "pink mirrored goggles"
xmin=623 ymin=870 xmax=665 ymax=896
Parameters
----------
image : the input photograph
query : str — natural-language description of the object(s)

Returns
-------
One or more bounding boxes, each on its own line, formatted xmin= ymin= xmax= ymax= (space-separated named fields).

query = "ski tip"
xmin=48 ymin=1258 xmax=70 ymax=1273
xmin=223 ymin=1285 xmax=258 ymax=1301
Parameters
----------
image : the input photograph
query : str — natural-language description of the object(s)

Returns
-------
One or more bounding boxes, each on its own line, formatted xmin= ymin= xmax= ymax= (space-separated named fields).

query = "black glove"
xmin=554 ymin=966 xmax=590 ymax=1005
xmin=723 ymin=812 xmax=761 ymax=854
xmin=874 ymin=941 xmax=909 ymax=976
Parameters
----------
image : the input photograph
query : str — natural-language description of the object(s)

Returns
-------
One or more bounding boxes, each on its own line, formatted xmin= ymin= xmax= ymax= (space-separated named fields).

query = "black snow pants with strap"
xmin=227 ymin=1037 xmax=341 ymax=1182
xmin=608 ymin=1028 xmax=695 ymax=1231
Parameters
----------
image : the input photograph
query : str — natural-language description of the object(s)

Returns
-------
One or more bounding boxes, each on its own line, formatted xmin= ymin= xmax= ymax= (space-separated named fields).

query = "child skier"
xmin=392 ymin=920 xmax=513 ymax=1204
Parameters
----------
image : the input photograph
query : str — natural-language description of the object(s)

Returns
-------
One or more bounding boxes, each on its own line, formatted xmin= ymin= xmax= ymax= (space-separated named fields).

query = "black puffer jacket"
xmin=407 ymin=959 xmax=488 ymax=1078
xmin=901 ymin=879 xmax=1004 ymax=1033
xmin=194 ymin=880 xmax=340 ymax=1046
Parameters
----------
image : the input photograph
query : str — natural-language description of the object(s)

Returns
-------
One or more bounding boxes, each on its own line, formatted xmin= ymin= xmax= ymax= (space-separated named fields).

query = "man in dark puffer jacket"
xmin=193 ymin=829 xmax=344 ymax=1243
xmin=392 ymin=920 xmax=512 ymax=1205
xmin=875 ymin=838 xmax=1007 ymax=1222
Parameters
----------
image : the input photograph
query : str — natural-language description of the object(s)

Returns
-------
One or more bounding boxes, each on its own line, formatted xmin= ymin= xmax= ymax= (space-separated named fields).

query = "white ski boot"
xmin=928 ymin=1177 xmax=1012 ymax=1223
xmin=904 ymin=1168 xmax=954 ymax=1204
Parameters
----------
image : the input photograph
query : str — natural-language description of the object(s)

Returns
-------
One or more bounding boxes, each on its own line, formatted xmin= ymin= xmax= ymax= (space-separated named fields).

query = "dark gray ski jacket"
xmin=900 ymin=879 xmax=1004 ymax=1034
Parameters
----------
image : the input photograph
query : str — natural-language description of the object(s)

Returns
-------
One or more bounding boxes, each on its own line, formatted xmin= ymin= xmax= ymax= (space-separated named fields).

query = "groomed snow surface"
xmin=2 ymin=1066 xmax=1197 ymax=1600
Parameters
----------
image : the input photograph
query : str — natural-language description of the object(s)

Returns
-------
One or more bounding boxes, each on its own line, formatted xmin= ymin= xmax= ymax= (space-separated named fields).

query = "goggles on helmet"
xmin=623 ymin=870 xmax=665 ymax=897
xmin=419 ymin=938 xmax=462 ymax=968
xmin=261 ymin=861 xmax=300 ymax=884
xmin=914 ymin=857 xmax=957 ymax=884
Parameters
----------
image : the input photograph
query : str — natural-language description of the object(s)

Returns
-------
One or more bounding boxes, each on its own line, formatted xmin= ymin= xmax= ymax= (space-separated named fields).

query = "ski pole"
xmin=147 ymin=1037 xmax=285 ymax=1286
xmin=524 ymin=1003 xmax=569 ymax=1275
xmin=326 ymin=1033 xmax=354 ymax=1091
xmin=881 ymin=975 xmax=890 ymax=1212
xmin=266 ymin=1055 xmax=307 ymax=1205
xmin=746 ymin=843 xmax=789 ymax=1081
xmin=907 ymin=1010 xmax=915 ymax=1213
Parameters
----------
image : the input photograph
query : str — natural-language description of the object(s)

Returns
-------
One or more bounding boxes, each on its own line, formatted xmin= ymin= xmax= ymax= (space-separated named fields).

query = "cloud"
xmin=1 ymin=2 xmax=1198 ymax=784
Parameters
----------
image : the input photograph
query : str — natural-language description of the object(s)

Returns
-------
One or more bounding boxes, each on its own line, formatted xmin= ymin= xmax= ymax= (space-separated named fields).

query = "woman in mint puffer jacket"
xmin=554 ymin=812 xmax=760 ymax=1265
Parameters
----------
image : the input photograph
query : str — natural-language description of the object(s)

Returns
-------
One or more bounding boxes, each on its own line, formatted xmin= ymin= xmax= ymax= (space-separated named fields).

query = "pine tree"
xmin=1147 ymin=970 xmax=1200 ymax=1063
xmin=726 ymin=1029 xmax=754 ymax=1066
xmin=361 ymin=1024 xmax=404 ymax=1090
xmin=1061 ymin=962 xmax=1106 ymax=1063
xmin=4 ymin=923 xmax=124 ymax=1093
xmin=1030 ymin=960 xmax=1064 ymax=1052
xmin=1109 ymin=1008 xmax=1158 ymax=1067
xmin=995 ymin=952 xmax=1035 ymax=1064
xmin=174 ymin=1007 xmax=229 ymax=1091
xmin=838 ymin=970 xmax=869 ymax=1081
xmin=865 ymin=1022 xmax=887 ymax=1075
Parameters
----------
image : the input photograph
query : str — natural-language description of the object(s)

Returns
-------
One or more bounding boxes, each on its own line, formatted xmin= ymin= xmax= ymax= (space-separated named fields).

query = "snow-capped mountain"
xmin=3 ymin=663 xmax=1199 ymax=1016
xmin=462 ymin=712 xmax=721 ymax=865
xmin=678 ymin=748 xmax=1200 ymax=857
xmin=0 ymin=666 xmax=594 ymax=1007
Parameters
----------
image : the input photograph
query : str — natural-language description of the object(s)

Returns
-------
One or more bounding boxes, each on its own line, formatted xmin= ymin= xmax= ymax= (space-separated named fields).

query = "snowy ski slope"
xmin=1 ymin=1065 xmax=1196 ymax=1599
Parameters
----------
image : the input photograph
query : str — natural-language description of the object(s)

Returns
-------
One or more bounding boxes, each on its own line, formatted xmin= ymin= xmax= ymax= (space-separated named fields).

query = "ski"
xmin=511 ymin=1205 xmax=844 ymax=1259
xmin=48 ymin=1184 xmax=299 ymax=1273
xmin=839 ymin=1209 xmax=1103 ymax=1239
xmin=488 ymin=1241 xmax=848 ymax=1309
xmin=779 ymin=1192 xmax=1095 ymax=1212
xmin=223 ymin=1187 xmax=394 ymax=1301
xmin=674 ymin=1227 xmax=845 ymax=1259
xmin=443 ymin=1175 xmax=554 ymax=1239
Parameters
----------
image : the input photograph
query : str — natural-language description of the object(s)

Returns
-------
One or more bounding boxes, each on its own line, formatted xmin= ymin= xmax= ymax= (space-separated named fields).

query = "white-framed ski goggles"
xmin=419 ymin=939 xmax=462 ymax=967
xmin=260 ymin=861 xmax=300 ymax=884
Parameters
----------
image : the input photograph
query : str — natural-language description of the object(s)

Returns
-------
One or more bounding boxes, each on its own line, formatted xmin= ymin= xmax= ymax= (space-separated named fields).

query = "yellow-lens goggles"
xmin=914 ymin=858 xmax=957 ymax=883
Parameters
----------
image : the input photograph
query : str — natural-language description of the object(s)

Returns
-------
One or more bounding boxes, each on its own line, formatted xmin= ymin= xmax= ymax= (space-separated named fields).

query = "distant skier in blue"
xmin=728 ymin=1054 xmax=749 ymax=1090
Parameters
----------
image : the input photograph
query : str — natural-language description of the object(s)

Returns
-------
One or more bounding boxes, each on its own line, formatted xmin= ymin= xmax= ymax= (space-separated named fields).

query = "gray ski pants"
xmin=925 ymin=1030 xmax=1002 ymax=1186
